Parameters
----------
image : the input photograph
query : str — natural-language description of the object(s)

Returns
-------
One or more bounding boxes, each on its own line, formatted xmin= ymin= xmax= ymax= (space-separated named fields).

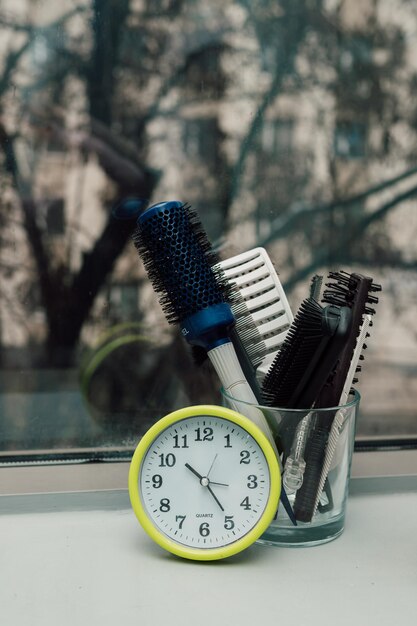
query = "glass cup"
xmin=221 ymin=389 xmax=360 ymax=547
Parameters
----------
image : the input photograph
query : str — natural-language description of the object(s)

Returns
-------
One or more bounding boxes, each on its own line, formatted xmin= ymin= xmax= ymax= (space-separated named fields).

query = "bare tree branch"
xmin=221 ymin=1 xmax=310 ymax=222
xmin=0 ymin=5 xmax=89 ymax=97
xmin=0 ymin=40 xmax=32 ymax=96
xmin=42 ymin=121 xmax=151 ymax=192
xmin=284 ymin=182 xmax=417 ymax=291
xmin=259 ymin=164 xmax=417 ymax=247
xmin=0 ymin=122 xmax=53 ymax=304
xmin=0 ymin=6 xmax=86 ymax=34
xmin=90 ymin=118 xmax=143 ymax=166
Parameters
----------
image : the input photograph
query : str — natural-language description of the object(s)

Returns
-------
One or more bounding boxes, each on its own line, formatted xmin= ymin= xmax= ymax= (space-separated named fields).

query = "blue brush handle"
xmin=180 ymin=304 xmax=234 ymax=350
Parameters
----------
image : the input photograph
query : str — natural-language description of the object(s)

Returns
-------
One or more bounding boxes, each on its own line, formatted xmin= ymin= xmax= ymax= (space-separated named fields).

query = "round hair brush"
xmin=133 ymin=201 xmax=277 ymax=448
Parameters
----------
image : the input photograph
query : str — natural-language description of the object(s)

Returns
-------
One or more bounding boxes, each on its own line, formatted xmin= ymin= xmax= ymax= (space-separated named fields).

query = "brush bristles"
xmin=261 ymin=298 xmax=326 ymax=407
xmin=318 ymin=270 xmax=381 ymax=397
xmin=133 ymin=202 xmax=233 ymax=324
xmin=323 ymin=271 xmax=381 ymax=315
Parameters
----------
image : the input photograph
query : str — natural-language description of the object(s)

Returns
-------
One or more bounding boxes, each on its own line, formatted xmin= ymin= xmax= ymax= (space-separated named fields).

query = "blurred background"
xmin=0 ymin=0 xmax=416 ymax=455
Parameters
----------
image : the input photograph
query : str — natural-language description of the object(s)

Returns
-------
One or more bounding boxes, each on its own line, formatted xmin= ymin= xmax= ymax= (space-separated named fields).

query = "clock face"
xmin=134 ymin=412 xmax=277 ymax=557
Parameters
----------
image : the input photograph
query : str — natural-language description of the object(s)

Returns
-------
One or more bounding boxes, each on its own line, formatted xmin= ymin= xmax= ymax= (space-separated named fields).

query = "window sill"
xmin=0 ymin=454 xmax=415 ymax=626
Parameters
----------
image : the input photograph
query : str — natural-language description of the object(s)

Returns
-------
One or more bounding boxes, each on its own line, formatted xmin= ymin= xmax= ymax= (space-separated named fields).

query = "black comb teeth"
xmin=133 ymin=202 xmax=232 ymax=324
xmin=323 ymin=271 xmax=381 ymax=304
xmin=317 ymin=270 xmax=380 ymax=406
xmin=261 ymin=297 xmax=324 ymax=407
xmin=261 ymin=297 xmax=352 ymax=409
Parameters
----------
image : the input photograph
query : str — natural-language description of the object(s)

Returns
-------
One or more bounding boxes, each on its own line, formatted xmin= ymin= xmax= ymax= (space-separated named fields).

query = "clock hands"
xmin=184 ymin=462 xmax=228 ymax=486
xmin=206 ymin=455 xmax=229 ymax=486
xmin=184 ymin=462 xmax=204 ymax=481
xmin=184 ymin=462 xmax=228 ymax=512
xmin=206 ymin=453 xmax=218 ymax=478
xmin=207 ymin=485 xmax=224 ymax=512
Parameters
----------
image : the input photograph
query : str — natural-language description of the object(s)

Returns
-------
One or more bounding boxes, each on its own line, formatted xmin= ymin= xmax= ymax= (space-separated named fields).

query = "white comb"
xmin=312 ymin=314 xmax=372 ymax=515
xmin=219 ymin=247 xmax=293 ymax=379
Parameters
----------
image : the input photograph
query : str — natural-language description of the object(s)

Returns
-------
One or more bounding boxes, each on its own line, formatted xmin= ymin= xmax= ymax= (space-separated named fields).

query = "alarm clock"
xmin=128 ymin=404 xmax=281 ymax=560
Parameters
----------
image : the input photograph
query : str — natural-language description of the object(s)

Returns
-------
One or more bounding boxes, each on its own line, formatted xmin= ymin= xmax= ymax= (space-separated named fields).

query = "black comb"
xmin=293 ymin=271 xmax=381 ymax=522
xmin=261 ymin=298 xmax=352 ymax=455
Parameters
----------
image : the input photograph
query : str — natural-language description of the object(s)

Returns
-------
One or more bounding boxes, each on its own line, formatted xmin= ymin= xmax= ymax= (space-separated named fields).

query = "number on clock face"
xmin=139 ymin=415 xmax=272 ymax=549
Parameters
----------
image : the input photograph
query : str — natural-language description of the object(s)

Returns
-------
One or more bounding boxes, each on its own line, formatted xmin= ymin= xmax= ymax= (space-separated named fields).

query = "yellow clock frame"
xmin=128 ymin=404 xmax=281 ymax=561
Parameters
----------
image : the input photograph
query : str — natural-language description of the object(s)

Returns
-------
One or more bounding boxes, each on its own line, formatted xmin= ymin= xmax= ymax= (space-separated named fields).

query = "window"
xmin=339 ymin=35 xmax=373 ymax=72
xmin=181 ymin=44 xmax=225 ymax=99
xmin=260 ymin=119 xmax=293 ymax=155
xmin=144 ymin=0 xmax=182 ymax=16
xmin=182 ymin=117 xmax=220 ymax=163
xmin=45 ymin=198 xmax=65 ymax=235
xmin=108 ymin=283 xmax=139 ymax=321
xmin=0 ymin=0 xmax=416 ymax=467
xmin=334 ymin=121 xmax=367 ymax=158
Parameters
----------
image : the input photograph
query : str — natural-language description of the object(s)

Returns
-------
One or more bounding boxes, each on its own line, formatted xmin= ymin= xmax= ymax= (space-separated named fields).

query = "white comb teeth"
xmin=312 ymin=314 xmax=372 ymax=516
xmin=219 ymin=247 xmax=293 ymax=378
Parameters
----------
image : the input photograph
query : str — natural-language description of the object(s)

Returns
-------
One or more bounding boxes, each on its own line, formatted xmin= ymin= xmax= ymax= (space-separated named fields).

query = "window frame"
xmin=1 ymin=445 xmax=416 ymax=497
xmin=1 ymin=1 xmax=416 ymax=481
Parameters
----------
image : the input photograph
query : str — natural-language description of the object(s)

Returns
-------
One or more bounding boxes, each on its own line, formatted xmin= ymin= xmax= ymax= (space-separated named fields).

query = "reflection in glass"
xmin=0 ymin=0 xmax=416 ymax=454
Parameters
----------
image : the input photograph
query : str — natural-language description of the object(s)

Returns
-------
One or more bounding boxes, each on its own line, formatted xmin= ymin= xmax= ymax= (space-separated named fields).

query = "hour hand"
xmin=185 ymin=463 xmax=204 ymax=481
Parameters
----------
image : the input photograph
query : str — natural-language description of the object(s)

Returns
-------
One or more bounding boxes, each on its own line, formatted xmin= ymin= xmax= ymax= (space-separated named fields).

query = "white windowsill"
xmin=0 ymin=450 xmax=416 ymax=626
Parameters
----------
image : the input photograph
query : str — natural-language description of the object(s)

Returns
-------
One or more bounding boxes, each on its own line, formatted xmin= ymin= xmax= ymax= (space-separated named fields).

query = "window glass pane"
xmin=1 ymin=0 xmax=416 ymax=459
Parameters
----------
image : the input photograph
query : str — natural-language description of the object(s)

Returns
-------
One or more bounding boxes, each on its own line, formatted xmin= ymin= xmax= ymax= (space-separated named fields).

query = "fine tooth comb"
xmin=196 ymin=246 xmax=293 ymax=402
xmin=312 ymin=314 xmax=372 ymax=516
xmin=293 ymin=271 xmax=381 ymax=522
xmin=226 ymin=288 xmax=267 ymax=402
xmin=219 ymin=247 xmax=294 ymax=382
